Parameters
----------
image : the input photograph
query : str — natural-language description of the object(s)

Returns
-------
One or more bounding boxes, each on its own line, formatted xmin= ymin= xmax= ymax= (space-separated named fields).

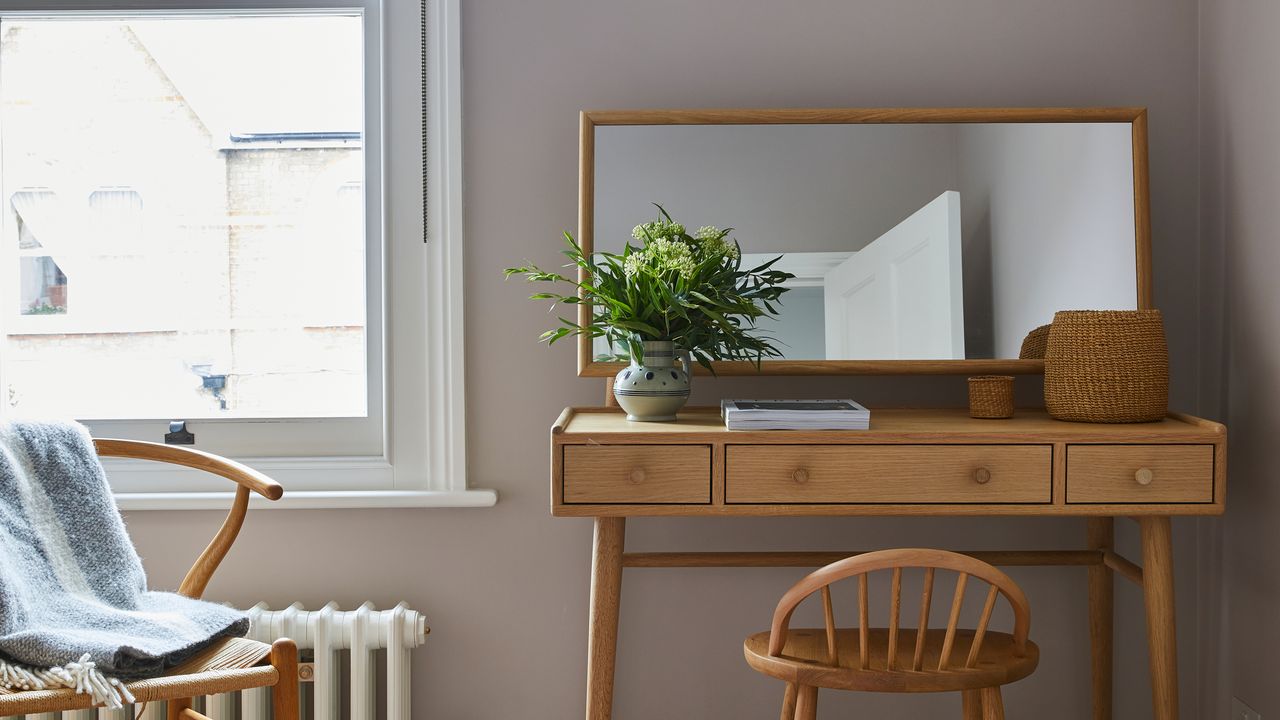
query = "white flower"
xmin=695 ymin=225 xmax=720 ymax=241
xmin=641 ymin=237 xmax=697 ymax=280
xmin=633 ymin=219 xmax=684 ymax=242
xmin=703 ymin=235 xmax=740 ymax=260
xmin=690 ymin=225 xmax=738 ymax=259
xmin=623 ymin=252 xmax=644 ymax=279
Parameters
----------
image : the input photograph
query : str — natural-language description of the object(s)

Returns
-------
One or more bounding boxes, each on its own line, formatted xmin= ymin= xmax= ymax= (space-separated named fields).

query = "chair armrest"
xmin=94 ymin=439 xmax=284 ymax=500
xmin=93 ymin=439 xmax=284 ymax=598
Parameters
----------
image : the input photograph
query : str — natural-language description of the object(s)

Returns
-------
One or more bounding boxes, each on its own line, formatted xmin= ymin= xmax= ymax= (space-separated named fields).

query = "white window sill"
xmin=115 ymin=488 xmax=498 ymax=511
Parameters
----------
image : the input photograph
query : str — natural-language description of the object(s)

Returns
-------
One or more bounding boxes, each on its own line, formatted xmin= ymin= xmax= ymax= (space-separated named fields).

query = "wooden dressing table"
xmin=554 ymin=105 xmax=1196 ymax=718
xmin=550 ymin=406 xmax=1226 ymax=720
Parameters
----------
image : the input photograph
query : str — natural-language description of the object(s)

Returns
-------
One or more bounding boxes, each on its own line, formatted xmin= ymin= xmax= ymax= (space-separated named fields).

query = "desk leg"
xmin=1139 ymin=516 xmax=1178 ymax=720
xmin=1087 ymin=518 xmax=1114 ymax=720
xmin=586 ymin=517 xmax=626 ymax=720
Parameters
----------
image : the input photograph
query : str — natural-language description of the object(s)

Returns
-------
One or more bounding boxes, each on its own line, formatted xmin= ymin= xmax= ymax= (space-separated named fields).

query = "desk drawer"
xmin=562 ymin=445 xmax=711 ymax=504
xmin=1066 ymin=445 xmax=1214 ymax=503
xmin=725 ymin=445 xmax=1051 ymax=504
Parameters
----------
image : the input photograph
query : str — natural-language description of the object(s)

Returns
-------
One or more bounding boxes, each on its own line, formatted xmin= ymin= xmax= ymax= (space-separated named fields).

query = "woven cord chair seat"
xmin=0 ymin=638 xmax=276 ymax=714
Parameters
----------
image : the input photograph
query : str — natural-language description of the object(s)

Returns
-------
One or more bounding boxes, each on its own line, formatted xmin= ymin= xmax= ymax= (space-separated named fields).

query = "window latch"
xmin=164 ymin=420 xmax=195 ymax=445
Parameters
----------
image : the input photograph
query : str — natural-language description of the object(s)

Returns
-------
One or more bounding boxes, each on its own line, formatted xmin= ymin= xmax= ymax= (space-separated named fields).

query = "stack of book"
xmin=721 ymin=399 xmax=871 ymax=431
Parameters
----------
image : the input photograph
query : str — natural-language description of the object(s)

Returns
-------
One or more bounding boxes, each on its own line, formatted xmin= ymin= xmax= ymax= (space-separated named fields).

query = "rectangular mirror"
xmin=578 ymin=108 xmax=1151 ymax=376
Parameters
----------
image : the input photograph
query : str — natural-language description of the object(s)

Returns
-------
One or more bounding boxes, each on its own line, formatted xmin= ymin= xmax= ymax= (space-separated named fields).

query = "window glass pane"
xmin=13 ymin=188 xmax=56 ymax=250
xmin=19 ymin=256 xmax=66 ymax=314
xmin=89 ymin=187 xmax=144 ymax=246
xmin=0 ymin=14 xmax=367 ymax=420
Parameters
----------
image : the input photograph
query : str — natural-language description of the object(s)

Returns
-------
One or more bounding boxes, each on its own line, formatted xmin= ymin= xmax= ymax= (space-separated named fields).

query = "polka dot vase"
xmin=613 ymin=340 xmax=691 ymax=422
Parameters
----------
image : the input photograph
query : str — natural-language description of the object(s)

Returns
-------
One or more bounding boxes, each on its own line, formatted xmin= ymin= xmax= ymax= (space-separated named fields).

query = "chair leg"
xmin=167 ymin=698 xmax=192 ymax=720
xmin=962 ymin=690 xmax=983 ymax=719
xmin=270 ymin=638 xmax=300 ymax=720
xmin=980 ymin=687 xmax=1005 ymax=720
xmin=780 ymin=682 xmax=799 ymax=720
xmin=795 ymin=686 xmax=818 ymax=720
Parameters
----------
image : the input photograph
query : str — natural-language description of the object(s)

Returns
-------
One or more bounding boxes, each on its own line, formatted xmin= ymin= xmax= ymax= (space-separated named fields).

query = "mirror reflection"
xmin=593 ymin=123 xmax=1138 ymax=361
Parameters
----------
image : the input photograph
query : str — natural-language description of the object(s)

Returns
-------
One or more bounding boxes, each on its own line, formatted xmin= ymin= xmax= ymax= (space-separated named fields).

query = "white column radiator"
xmin=240 ymin=602 xmax=428 ymax=720
xmin=10 ymin=602 xmax=429 ymax=720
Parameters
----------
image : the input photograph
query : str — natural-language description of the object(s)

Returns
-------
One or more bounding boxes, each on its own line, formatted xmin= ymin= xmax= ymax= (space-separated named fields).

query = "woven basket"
xmin=968 ymin=376 xmax=1015 ymax=419
xmin=1019 ymin=324 xmax=1051 ymax=360
xmin=1044 ymin=310 xmax=1168 ymax=423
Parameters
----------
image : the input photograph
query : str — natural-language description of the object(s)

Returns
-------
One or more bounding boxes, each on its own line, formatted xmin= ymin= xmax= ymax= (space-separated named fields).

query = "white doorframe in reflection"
xmin=824 ymin=191 xmax=964 ymax=360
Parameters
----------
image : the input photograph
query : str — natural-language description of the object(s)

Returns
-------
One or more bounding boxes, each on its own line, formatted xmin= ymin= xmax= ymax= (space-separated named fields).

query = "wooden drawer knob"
xmin=793 ymin=468 xmax=810 ymax=484
xmin=1135 ymin=467 xmax=1154 ymax=486
xmin=973 ymin=467 xmax=992 ymax=485
xmin=629 ymin=468 xmax=646 ymax=484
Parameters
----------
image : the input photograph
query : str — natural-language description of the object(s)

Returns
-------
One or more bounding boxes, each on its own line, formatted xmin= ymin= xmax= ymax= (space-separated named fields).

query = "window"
xmin=0 ymin=0 xmax=485 ymax=508
xmin=88 ymin=187 xmax=144 ymax=247
xmin=3 ymin=14 xmax=367 ymax=421
xmin=13 ymin=189 xmax=67 ymax=315
xmin=18 ymin=256 xmax=67 ymax=314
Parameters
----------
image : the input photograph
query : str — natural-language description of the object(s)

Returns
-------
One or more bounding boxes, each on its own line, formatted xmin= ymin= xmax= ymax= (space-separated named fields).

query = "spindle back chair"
xmin=744 ymin=548 xmax=1039 ymax=720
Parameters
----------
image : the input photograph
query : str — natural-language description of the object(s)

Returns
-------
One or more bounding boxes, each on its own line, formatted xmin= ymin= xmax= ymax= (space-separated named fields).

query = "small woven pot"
xmin=969 ymin=376 xmax=1015 ymax=419
xmin=1044 ymin=310 xmax=1168 ymax=423
xmin=1019 ymin=324 xmax=1051 ymax=360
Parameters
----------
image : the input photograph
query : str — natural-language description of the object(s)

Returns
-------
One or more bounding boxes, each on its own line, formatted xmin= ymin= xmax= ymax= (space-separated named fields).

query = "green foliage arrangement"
xmin=504 ymin=205 xmax=794 ymax=371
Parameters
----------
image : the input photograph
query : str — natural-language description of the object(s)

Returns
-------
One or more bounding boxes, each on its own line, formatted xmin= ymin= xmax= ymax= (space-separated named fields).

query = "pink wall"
xmin=1200 ymin=0 xmax=1280 ymax=716
xmin=125 ymin=1 xmax=1207 ymax=716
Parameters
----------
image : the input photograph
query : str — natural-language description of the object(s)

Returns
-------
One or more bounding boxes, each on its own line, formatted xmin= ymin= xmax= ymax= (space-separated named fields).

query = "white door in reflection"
xmin=823 ymin=191 xmax=965 ymax=360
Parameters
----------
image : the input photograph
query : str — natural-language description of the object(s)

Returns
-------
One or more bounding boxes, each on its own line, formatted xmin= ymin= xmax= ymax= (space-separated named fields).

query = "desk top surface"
xmin=553 ymin=407 xmax=1225 ymax=443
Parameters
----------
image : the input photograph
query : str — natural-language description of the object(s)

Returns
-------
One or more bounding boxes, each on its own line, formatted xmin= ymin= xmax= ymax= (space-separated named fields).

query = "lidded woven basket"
xmin=1043 ymin=310 xmax=1168 ymax=423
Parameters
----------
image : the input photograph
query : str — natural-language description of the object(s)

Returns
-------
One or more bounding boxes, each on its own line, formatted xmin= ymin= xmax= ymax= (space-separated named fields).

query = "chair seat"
xmin=744 ymin=628 xmax=1039 ymax=693
xmin=0 ymin=637 xmax=276 ymax=714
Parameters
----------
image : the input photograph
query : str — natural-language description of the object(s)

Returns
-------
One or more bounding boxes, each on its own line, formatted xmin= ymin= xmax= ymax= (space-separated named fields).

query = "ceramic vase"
xmin=613 ymin=340 xmax=691 ymax=422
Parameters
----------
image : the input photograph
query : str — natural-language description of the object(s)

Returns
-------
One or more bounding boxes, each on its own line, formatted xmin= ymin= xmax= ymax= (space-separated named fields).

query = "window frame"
xmin=0 ymin=0 xmax=488 ymax=509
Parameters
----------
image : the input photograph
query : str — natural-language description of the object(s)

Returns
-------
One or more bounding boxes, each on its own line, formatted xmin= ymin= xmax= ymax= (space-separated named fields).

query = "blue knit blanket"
xmin=0 ymin=421 xmax=248 ymax=707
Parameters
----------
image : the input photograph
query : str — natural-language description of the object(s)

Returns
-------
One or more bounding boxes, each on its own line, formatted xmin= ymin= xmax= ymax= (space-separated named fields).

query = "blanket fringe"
xmin=0 ymin=654 xmax=135 ymax=708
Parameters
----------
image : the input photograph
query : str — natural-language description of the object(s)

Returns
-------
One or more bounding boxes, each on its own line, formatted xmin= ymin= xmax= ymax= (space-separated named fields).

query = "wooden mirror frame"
xmin=577 ymin=107 xmax=1152 ymax=376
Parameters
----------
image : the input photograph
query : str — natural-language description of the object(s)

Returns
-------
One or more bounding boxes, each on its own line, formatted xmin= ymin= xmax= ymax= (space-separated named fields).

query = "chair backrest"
xmin=767 ymin=548 xmax=1031 ymax=672
xmin=94 ymin=438 xmax=283 ymax=599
